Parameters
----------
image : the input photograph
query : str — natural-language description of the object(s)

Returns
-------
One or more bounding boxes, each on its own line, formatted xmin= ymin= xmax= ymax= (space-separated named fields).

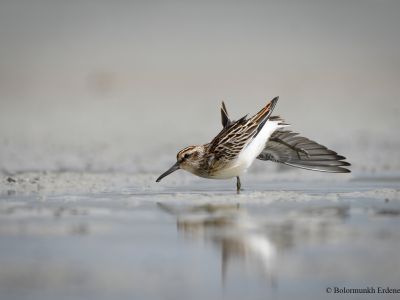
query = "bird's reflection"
xmin=157 ymin=203 xmax=279 ymax=285
xmin=157 ymin=201 xmax=350 ymax=286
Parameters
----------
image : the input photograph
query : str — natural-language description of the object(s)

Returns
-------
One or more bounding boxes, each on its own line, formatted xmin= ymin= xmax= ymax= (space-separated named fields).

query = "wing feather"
xmin=257 ymin=130 xmax=351 ymax=173
xmin=220 ymin=101 xmax=231 ymax=128
xmin=207 ymin=97 xmax=279 ymax=162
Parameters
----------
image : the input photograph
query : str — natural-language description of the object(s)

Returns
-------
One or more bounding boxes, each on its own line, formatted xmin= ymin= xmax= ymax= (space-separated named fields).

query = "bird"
xmin=156 ymin=97 xmax=350 ymax=193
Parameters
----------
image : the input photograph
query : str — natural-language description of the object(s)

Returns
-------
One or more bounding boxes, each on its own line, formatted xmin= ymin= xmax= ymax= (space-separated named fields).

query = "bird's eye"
xmin=184 ymin=153 xmax=191 ymax=159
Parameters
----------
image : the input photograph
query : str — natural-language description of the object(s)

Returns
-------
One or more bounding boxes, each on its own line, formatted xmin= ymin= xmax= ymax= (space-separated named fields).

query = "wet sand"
xmin=1 ymin=173 xmax=399 ymax=300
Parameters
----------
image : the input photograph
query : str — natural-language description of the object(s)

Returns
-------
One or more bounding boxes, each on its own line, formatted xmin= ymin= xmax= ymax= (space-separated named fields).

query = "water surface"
xmin=1 ymin=175 xmax=399 ymax=300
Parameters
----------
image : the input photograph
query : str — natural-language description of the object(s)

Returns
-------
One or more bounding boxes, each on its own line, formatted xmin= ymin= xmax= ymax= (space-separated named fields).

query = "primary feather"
xmin=257 ymin=130 xmax=350 ymax=173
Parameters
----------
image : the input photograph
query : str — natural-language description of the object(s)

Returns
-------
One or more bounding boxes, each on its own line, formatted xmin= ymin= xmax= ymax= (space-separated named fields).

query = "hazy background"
xmin=0 ymin=0 xmax=399 ymax=175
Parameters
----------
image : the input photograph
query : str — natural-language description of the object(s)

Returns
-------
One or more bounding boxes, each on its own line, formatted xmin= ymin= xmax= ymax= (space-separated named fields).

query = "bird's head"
xmin=156 ymin=145 xmax=204 ymax=182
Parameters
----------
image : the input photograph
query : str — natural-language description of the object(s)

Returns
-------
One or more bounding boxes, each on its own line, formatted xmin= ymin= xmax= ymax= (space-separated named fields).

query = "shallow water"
xmin=0 ymin=174 xmax=399 ymax=300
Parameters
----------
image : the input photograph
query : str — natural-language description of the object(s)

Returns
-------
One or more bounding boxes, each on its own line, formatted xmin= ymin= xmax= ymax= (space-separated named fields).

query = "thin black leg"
xmin=236 ymin=176 xmax=241 ymax=194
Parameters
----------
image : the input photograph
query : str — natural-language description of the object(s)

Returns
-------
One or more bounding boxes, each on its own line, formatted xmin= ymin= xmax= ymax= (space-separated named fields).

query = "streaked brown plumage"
xmin=157 ymin=97 xmax=350 ymax=192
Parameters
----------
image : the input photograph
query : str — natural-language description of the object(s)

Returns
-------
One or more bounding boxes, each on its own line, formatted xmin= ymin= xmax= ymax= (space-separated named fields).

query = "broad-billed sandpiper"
xmin=156 ymin=97 xmax=350 ymax=192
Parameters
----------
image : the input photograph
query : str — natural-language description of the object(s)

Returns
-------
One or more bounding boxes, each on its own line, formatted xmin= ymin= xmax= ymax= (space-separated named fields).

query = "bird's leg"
xmin=236 ymin=176 xmax=241 ymax=194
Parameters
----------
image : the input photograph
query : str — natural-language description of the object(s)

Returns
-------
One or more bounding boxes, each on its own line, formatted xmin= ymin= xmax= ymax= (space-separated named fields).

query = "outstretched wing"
xmin=257 ymin=130 xmax=351 ymax=173
xmin=207 ymin=97 xmax=279 ymax=162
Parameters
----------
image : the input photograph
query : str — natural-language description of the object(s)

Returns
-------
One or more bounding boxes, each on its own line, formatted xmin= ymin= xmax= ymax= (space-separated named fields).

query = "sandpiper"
xmin=156 ymin=97 xmax=350 ymax=193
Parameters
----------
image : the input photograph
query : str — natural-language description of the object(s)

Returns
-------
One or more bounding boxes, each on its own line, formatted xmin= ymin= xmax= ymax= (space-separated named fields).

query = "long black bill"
xmin=156 ymin=162 xmax=180 ymax=182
